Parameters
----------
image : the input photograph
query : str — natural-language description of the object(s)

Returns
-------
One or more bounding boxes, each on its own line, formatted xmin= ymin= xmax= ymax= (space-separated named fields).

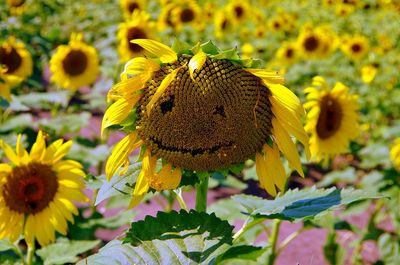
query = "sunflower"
xmin=340 ymin=35 xmax=370 ymax=61
xmin=120 ymin=0 xmax=145 ymax=20
xmin=0 ymin=37 xmax=32 ymax=82
xmin=297 ymin=25 xmax=337 ymax=59
xmin=170 ymin=0 xmax=202 ymax=32
xmin=0 ymin=66 xmax=22 ymax=101
xmin=390 ymin=139 xmax=400 ymax=172
xmin=0 ymin=131 xmax=88 ymax=246
xmin=275 ymin=42 xmax=299 ymax=66
xmin=226 ymin=0 xmax=250 ymax=24
xmin=102 ymin=39 xmax=310 ymax=207
xmin=361 ymin=64 xmax=378 ymax=84
xmin=49 ymin=33 xmax=99 ymax=90
xmin=214 ymin=9 xmax=234 ymax=39
xmin=6 ymin=0 xmax=27 ymax=15
xmin=304 ymin=76 xmax=359 ymax=162
xmin=118 ymin=10 xmax=155 ymax=62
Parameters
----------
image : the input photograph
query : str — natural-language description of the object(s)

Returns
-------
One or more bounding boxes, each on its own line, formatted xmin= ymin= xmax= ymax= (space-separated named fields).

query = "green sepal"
xmin=171 ymin=38 xmax=192 ymax=55
xmin=212 ymin=47 xmax=240 ymax=60
xmin=201 ymin=40 xmax=220 ymax=55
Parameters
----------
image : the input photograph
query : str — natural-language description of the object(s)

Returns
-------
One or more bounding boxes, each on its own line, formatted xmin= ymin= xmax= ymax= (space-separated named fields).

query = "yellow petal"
xmin=189 ymin=51 xmax=207 ymax=80
xmin=270 ymin=96 xmax=311 ymax=159
xmin=129 ymin=149 xmax=157 ymax=208
xmin=272 ymin=118 xmax=304 ymax=177
xmin=0 ymin=163 xmax=12 ymax=173
xmin=105 ymin=132 xmax=143 ymax=180
xmin=42 ymin=139 xmax=64 ymax=163
xmin=107 ymin=76 xmax=145 ymax=101
xmin=51 ymin=140 xmax=73 ymax=163
xmin=0 ymin=140 xmax=20 ymax=165
xmin=149 ymin=164 xmax=182 ymax=191
xmin=246 ymin=69 xmax=285 ymax=84
xmin=263 ymin=144 xmax=287 ymax=192
xmin=130 ymin=39 xmax=177 ymax=64
xmin=269 ymin=84 xmax=304 ymax=116
xmin=24 ymin=215 xmax=36 ymax=247
xmin=255 ymin=152 xmax=277 ymax=196
xmin=101 ymin=96 xmax=138 ymax=136
xmin=146 ymin=67 xmax=181 ymax=115
xmin=30 ymin=130 xmax=46 ymax=161
xmin=121 ymin=57 xmax=160 ymax=81
xmin=128 ymin=194 xmax=145 ymax=209
xmin=16 ymin=134 xmax=29 ymax=161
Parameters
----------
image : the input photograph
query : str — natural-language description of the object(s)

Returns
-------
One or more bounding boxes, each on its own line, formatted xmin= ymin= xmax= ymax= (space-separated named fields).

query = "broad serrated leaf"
xmin=36 ymin=239 xmax=100 ymax=265
xmin=95 ymin=162 xmax=142 ymax=205
xmin=81 ymin=210 xmax=234 ymax=265
xmin=232 ymin=187 xmax=381 ymax=221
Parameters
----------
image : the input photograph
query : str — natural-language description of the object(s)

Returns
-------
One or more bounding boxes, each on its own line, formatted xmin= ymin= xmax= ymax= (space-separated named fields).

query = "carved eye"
xmin=160 ymin=95 xmax=175 ymax=114
xmin=213 ymin=105 xmax=226 ymax=118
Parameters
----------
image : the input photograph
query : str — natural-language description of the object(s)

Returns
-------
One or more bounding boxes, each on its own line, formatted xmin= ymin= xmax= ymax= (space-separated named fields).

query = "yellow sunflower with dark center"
xmin=275 ymin=42 xmax=299 ymax=66
xmin=214 ymin=9 xmax=234 ymax=39
xmin=102 ymin=39 xmax=310 ymax=207
xmin=341 ymin=35 xmax=370 ymax=61
xmin=118 ymin=10 xmax=155 ymax=61
xmin=120 ymin=0 xmax=145 ymax=20
xmin=0 ymin=37 xmax=32 ymax=82
xmin=7 ymin=0 xmax=27 ymax=15
xmin=304 ymin=76 xmax=359 ymax=162
xmin=49 ymin=33 xmax=99 ymax=90
xmin=226 ymin=0 xmax=250 ymax=24
xmin=0 ymin=131 xmax=88 ymax=246
xmin=390 ymin=139 xmax=400 ymax=172
xmin=297 ymin=25 xmax=337 ymax=59
xmin=169 ymin=0 xmax=202 ymax=32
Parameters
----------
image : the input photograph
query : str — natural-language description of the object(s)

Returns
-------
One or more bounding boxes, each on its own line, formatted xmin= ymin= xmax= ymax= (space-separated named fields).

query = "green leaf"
xmin=213 ymin=245 xmax=266 ymax=264
xmin=0 ymin=240 xmax=18 ymax=253
xmin=232 ymin=187 xmax=381 ymax=221
xmin=359 ymin=143 xmax=390 ymax=168
xmin=36 ymin=238 xmax=100 ymax=265
xmin=171 ymin=38 xmax=192 ymax=55
xmin=15 ymin=91 xmax=70 ymax=108
xmin=0 ymin=97 xmax=10 ymax=108
xmin=0 ymin=114 xmax=33 ymax=132
xmin=212 ymin=48 xmax=240 ymax=60
xmin=317 ymin=168 xmax=356 ymax=187
xmin=95 ymin=162 xmax=142 ymax=205
xmin=377 ymin=233 xmax=400 ymax=265
xmin=81 ymin=210 xmax=234 ymax=265
xmin=201 ymin=41 xmax=220 ymax=55
xmin=37 ymin=112 xmax=91 ymax=134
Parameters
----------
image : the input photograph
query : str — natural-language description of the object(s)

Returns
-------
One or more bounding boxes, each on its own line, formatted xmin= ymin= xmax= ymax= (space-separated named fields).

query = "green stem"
xmin=276 ymin=227 xmax=306 ymax=256
xmin=26 ymin=244 xmax=35 ymax=265
xmin=233 ymin=218 xmax=265 ymax=243
xmin=173 ymin=189 xmax=188 ymax=211
xmin=195 ymin=177 xmax=209 ymax=212
xmin=267 ymin=220 xmax=282 ymax=265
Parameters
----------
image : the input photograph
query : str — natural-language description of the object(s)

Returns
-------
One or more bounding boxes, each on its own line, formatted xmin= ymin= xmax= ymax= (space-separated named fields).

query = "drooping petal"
xmin=246 ymin=69 xmax=285 ymax=84
xmin=149 ymin=164 xmax=182 ymax=191
xmin=128 ymin=149 xmax=157 ymax=208
xmin=263 ymin=143 xmax=287 ymax=192
xmin=272 ymin=118 xmax=304 ymax=177
xmin=16 ymin=134 xmax=29 ymax=163
xmin=255 ymin=152 xmax=277 ymax=196
xmin=130 ymin=39 xmax=177 ymax=63
xmin=146 ymin=67 xmax=181 ymax=115
xmin=105 ymin=132 xmax=142 ymax=180
xmin=121 ymin=57 xmax=160 ymax=81
xmin=101 ymin=96 xmax=140 ymax=136
xmin=269 ymin=83 xmax=304 ymax=116
xmin=189 ymin=51 xmax=207 ymax=80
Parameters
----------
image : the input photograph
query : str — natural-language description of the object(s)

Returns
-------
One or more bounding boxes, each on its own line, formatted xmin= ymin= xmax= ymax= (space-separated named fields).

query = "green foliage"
xmin=36 ymin=239 xmax=100 ymax=265
xmin=81 ymin=210 xmax=235 ymax=265
xmin=233 ymin=187 xmax=381 ymax=221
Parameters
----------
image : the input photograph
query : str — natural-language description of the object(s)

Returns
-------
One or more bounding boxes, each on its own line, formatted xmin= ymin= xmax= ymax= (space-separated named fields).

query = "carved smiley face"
xmin=136 ymin=56 xmax=273 ymax=171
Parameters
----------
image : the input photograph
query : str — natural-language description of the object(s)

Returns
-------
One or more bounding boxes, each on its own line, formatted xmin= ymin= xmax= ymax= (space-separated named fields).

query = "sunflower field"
xmin=0 ymin=0 xmax=399 ymax=264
